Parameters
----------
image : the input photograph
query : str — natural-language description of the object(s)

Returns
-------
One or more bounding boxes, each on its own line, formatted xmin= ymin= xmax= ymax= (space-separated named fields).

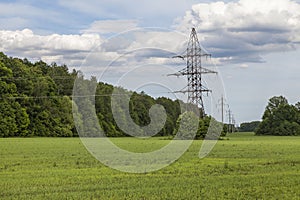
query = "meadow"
xmin=0 ymin=133 xmax=299 ymax=199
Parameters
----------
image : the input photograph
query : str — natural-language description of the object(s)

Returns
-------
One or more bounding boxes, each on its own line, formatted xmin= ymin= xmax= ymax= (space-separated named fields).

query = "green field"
xmin=1 ymin=133 xmax=300 ymax=199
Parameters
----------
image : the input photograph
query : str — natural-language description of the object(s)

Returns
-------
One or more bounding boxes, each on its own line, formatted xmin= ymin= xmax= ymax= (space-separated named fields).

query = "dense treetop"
xmin=239 ymin=121 xmax=260 ymax=132
xmin=0 ymin=52 xmax=220 ymax=138
xmin=0 ymin=52 xmax=77 ymax=137
xmin=256 ymin=96 xmax=300 ymax=136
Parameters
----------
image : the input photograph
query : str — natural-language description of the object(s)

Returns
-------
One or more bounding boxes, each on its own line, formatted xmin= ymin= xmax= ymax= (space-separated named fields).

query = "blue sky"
xmin=1 ymin=0 xmax=300 ymax=124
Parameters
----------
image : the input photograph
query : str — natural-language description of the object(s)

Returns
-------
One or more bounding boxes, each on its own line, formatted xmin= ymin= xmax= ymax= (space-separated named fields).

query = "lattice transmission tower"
xmin=169 ymin=28 xmax=217 ymax=116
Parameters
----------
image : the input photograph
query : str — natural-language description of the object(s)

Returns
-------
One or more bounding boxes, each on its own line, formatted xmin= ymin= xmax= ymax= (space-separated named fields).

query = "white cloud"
xmin=239 ymin=64 xmax=249 ymax=68
xmin=3 ymin=0 xmax=300 ymax=66
xmin=126 ymin=30 xmax=187 ymax=53
xmin=0 ymin=29 xmax=102 ymax=51
xmin=0 ymin=29 xmax=103 ymax=65
xmin=176 ymin=0 xmax=300 ymax=63
xmin=6 ymin=0 xmax=300 ymax=81
xmin=0 ymin=24 xmax=222 ymax=79
xmin=0 ymin=27 xmax=184 ymax=74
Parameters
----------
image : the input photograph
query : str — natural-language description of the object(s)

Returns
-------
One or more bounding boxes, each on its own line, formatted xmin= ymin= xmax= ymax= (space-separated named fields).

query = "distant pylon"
xmin=218 ymin=96 xmax=227 ymax=123
xmin=168 ymin=28 xmax=217 ymax=116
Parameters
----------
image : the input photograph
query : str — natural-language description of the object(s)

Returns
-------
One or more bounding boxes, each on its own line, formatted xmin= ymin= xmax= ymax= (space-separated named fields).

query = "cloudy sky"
xmin=1 ymin=0 xmax=300 ymax=124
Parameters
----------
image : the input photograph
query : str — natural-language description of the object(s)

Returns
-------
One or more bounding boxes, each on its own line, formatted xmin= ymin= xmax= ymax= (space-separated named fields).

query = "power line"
xmin=0 ymin=91 xmax=174 ymax=100
xmin=0 ymin=76 xmax=76 ymax=81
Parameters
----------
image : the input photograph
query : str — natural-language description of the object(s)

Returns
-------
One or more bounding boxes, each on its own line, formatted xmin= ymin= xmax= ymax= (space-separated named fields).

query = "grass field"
xmin=0 ymin=133 xmax=300 ymax=199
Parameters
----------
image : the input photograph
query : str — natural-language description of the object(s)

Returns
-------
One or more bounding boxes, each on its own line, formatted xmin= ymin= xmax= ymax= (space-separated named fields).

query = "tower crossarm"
xmin=167 ymin=68 xmax=187 ymax=77
xmin=200 ymin=67 xmax=217 ymax=74
xmin=173 ymin=89 xmax=212 ymax=94
xmin=172 ymin=53 xmax=211 ymax=60
xmin=167 ymin=67 xmax=217 ymax=77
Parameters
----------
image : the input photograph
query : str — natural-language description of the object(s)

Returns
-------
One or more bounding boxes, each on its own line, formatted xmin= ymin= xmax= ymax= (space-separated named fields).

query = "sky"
xmin=1 ymin=0 xmax=300 ymax=124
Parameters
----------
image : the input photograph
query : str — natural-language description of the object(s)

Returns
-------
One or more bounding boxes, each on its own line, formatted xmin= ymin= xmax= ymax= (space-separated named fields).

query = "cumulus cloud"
xmin=126 ymin=30 xmax=187 ymax=52
xmin=2 ymin=0 xmax=300 ymax=68
xmin=0 ymin=29 xmax=103 ymax=65
xmin=5 ymin=0 xmax=300 ymax=78
xmin=176 ymin=0 xmax=300 ymax=63
xmin=0 ymin=27 xmax=186 ymax=76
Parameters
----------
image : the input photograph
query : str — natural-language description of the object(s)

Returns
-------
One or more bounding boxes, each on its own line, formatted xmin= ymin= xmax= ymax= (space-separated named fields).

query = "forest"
xmin=0 ymin=52 xmax=216 ymax=138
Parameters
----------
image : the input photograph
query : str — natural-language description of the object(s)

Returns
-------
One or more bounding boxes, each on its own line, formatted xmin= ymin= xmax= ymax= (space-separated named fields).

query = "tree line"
xmin=239 ymin=121 xmax=260 ymax=132
xmin=0 ymin=52 xmax=222 ymax=138
xmin=3 ymin=53 xmax=298 ymax=137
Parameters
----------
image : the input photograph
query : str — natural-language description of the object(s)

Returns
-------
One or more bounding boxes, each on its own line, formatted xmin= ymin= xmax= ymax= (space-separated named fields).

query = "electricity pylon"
xmin=169 ymin=28 xmax=217 ymax=117
xmin=218 ymin=96 xmax=227 ymax=123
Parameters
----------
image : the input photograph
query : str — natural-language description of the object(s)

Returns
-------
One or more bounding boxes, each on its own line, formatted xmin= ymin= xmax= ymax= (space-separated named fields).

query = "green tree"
xmin=239 ymin=121 xmax=261 ymax=132
xmin=0 ymin=101 xmax=18 ymax=137
xmin=256 ymin=96 xmax=300 ymax=136
xmin=173 ymin=112 xmax=224 ymax=140
xmin=197 ymin=116 xmax=211 ymax=139
xmin=174 ymin=111 xmax=198 ymax=140
xmin=0 ymin=52 xmax=228 ymax=138
xmin=0 ymin=60 xmax=30 ymax=137
xmin=262 ymin=96 xmax=288 ymax=120
xmin=156 ymin=97 xmax=181 ymax=136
